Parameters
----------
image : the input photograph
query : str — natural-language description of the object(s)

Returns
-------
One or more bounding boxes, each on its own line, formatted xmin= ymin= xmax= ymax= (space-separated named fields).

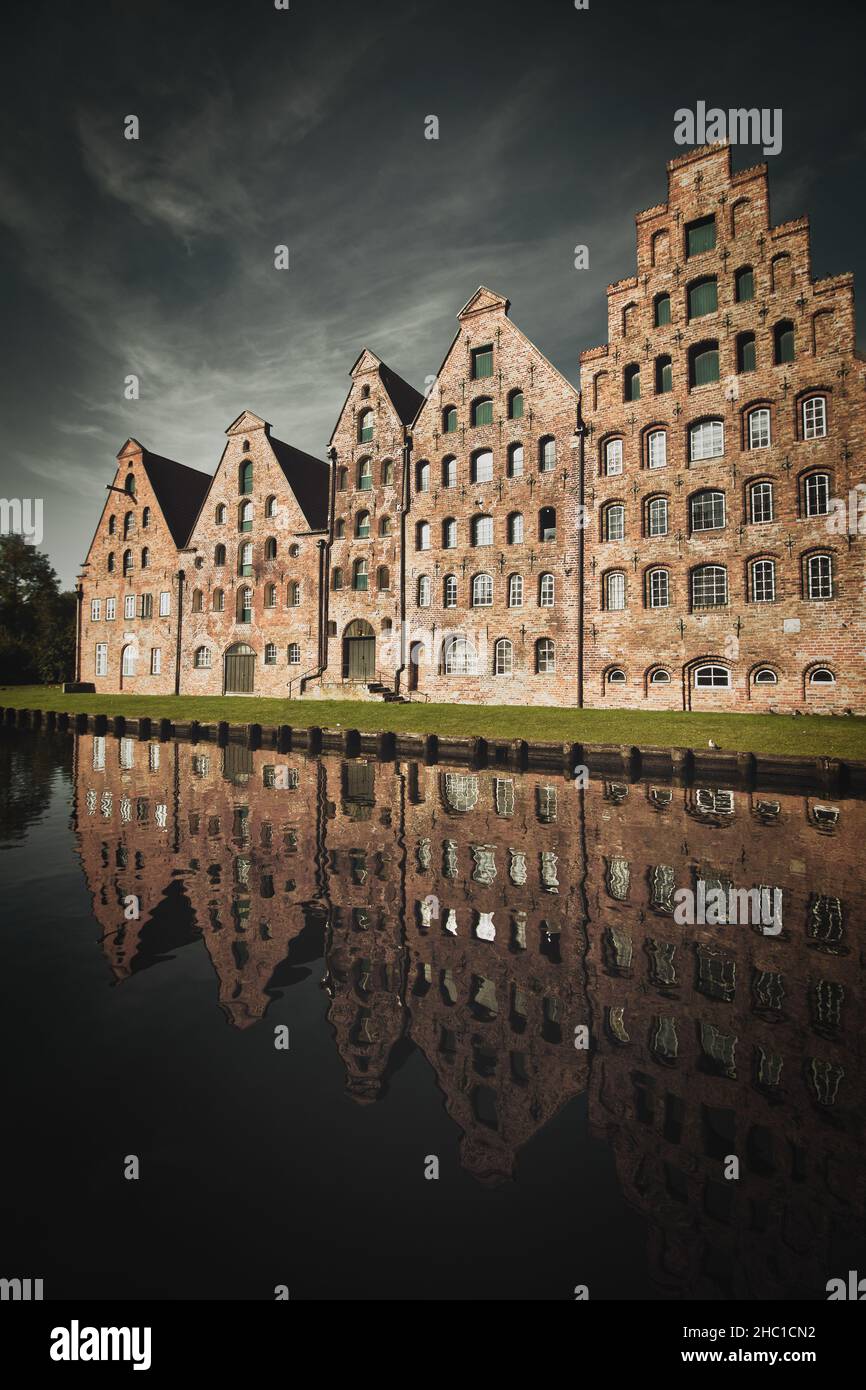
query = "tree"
xmin=0 ymin=536 xmax=75 ymax=683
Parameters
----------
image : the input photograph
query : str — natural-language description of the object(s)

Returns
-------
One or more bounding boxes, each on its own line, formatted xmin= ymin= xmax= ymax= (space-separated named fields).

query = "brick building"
xmin=76 ymin=145 xmax=866 ymax=713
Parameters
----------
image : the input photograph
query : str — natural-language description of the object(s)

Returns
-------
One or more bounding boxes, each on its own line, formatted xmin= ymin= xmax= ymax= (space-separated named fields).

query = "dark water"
xmin=0 ymin=729 xmax=863 ymax=1302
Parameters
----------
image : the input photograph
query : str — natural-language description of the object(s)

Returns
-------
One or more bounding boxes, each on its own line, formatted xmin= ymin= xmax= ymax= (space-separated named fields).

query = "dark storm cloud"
xmin=1 ymin=0 xmax=864 ymax=586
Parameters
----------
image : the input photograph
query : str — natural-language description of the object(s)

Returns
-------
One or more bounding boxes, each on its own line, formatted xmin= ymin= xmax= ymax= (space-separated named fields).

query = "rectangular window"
xmin=692 ymin=568 xmax=728 ymax=608
xmin=91 ymin=599 xmax=102 ymax=621
xmin=808 ymin=555 xmax=833 ymax=599
xmin=140 ymin=593 xmax=153 ymax=619
xmin=473 ymin=451 xmax=493 ymax=483
xmin=691 ymin=493 xmax=725 ymax=531
xmin=735 ymin=267 xmax=754 ymax=302
xmin=752 ymin=561 xmax=775 ymax=603
xmin=605 ymin=439 xmax=623 ymax=475
xmin=803 ymin=396 xmax=827 ymax=439
xmin=748 ymin=409 xmax=771 ymax=449
xmin=159 ymin=591 xmax=171 ymax=616
xmin=655 ymin=295 xmax=671 ymax=327
xmin=605 ymin=506 xmax=624 ymax=541
xmin=648 ymin=431 xmax=667 ymax=469
xmin=692 ymin=346 xmax=720 ymax=386
xmin=689 ymin=420 xmax=724 ymax=462
xmin=750 ymin=482 xmax=773 ymax=523
xmin=124 ymin=595 xmax=136 ymax=620
xmin=471 ymin=345 xmax=494 ymax=379
xmin=805 ymin=474 xmax=830 ymax=517
xmin=95 ymin=643 xmax=108 ymax=677
xmin=474 ymin=399 xmax=494 ymax=426
xmin=150 ymin=647 xmax=162 ymax=675
xmin=686 ymin=215 xmax=716 ymax=257
xmin=688 ymin=279 xmax=718 ymax=319
xmin=649 ymin=570 xmax=669 ymax=608
xmin=648 ymin=498 xmax=668 ymax=536
xmin=105 ymin=598 xmax=116 ymax=620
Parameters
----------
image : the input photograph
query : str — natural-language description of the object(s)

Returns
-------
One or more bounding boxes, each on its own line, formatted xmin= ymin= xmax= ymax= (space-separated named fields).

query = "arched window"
xmin=508 ymin=389 xmax=524 ymax=420
xmin=122 ymin=549 xmax=133 ymax=575
xmin=508 ymin=512 xmax=524 ymax=544
xmin=536 ymin=638 xmax=556 ymax=674
xmin=107 ymin=552 xmax=115 ymax=572
xmin=265 ymin=584 xmax=277 ymax=609
xmin=623 ymin=364 xmax=641 ymax=400
xmin=264 ymin=536 xmax=277 ymax=560
xmin=214 ymin=544 xmax=226 ymax=566
xmin=123 ymin=511 xmax=135 ymax=538
xmin=604 ymin=438 xmax=623 ymax=475
xmin=539 ymin=506 xmax=556 ymax=541
xmin=442 ymin=517 xmax=457 ymax=548
xmin=751 ymin=558 xmax=776 ymax=603
xmin=694 ymin=664 xmax=731 ymax=688
xmin=737 ymin=331 xmax=756 ymax=373
xmin=749 ymin=480 xmax=774 ymax=523
xmin=443 ymin=405 xmax=458 ymax=434
xmin=142 ymin=507 xmax=150 ymax=529
xmin=239 ymin=542 xmax=253 ymax=576
xmin=192 ymin=588 xmax=203 ymax=612
xmin=332 ymin=566 xmax=343 ymax=591
xmin=647 ymin=567 xmax=670 ymax=608
xmin=417 ymin=575 xmax=431 ymax=607
xmin=337 ymin=467 xmax=349 ymax=491
xmin=507 ymin=573 xmax=523 ymax=608
xmin=806 ymin=552 xmax=833 ymax=600
xmin=442 ymin=456 xmax=457 ymax=487
xmin=774 ymin=320 xmax=795 ymax=365
xmin=239 ymin=460 xmax=253 ymax=494
xmin=381 ymin=459 xmax=394 ymax=485
xmin=355 ymin=511 xmax=371 ymax=539
xmin=215 ymin=503 xmax=226 ymax=525
xmin=472 ymin=573 xmax=493 ymax=607
xmin=655 ymin=355 xmax=672 ymax=394
xmin=472 ymin=449 xmax=493 ymax=483
xmin=288 ymin=643 xmax=301 ymax=665
xmin=753 ymin=667 xmax=777 ymax=685
xmin=647 ymin=430 xmax=667 ymax=469
xmin=416 ymin=520 xmax=431 ymax=550
xmin=605 ymin=571 xmax=625 ymax=610
xmin=108 ymin=516 xmax=116 ymax=535
xmin=654 ymin=293 xmax=671 ymax=327
xmin=352 ymin=558 xmax=368 ymax=592
xmin=607 ymin=668 xmax=627 ymax=685
xmin=689 ymin=340 xmax=720 ymax=387
xmin=688 ymin=276 xmax=717 ymax=320
xmin=494 ymin=638 xmax=514 ymax=675
xmin=804 ymin=472 xmax=831 ymax=517
xmin=288 ymin=581 xmax=301 ymax=606
xmin=121 ymin=645 xmax=136 ymax=677
xmin=650 ymin=668 xmax=671 ymax=685
xmin=238 ymin=588 xmax=253 ymax=623
xmin=239 ymin=500 xmax=253 ymax=532
xmin=264 ymin=643 xmax=277 ymax=666
xmin=125 ymin=474 xmax=136 ymax=496
xmin=692 ymin=566 xmax=728 ymax=608
xmin=377 ymin=565 xmax=390 ymax=591
xmin=212 ymin=589 xmax=224 ymax=612
xmin=747 ymin=406 xmax=771 ymax=450
xmin=689 ymin=418 xmax=724 ymax=461
xmin=507 ymin=443 xmax=524 ymax=477
xmin=194 ymin=646 xmax=211 ymax=669
xmin=140 ymin=547 xmax=150 ymax=569
xmin=690 ymin=489 xmax=726 ymax=532
xmin=357 ymin=408 xmax=374 ymax=444
xmin=603 ymin=503 xmax=624 ymax=541
xmin=539 ymin=437 xmax=556 ymax=472
xmin=379 ymin=514 xmax=392 ymax=536
xmin=443 ymin=574 xmax=458 ymax=608
xmin=735 ymin=266 xmax=754 ymax=302
xmin=803 ymin=395 xmax=827 ymax=440
xmin=809 ymin=667 xmax=836 ymax=685
xmin=539 ymin=572 xmax=555 ymax=607
xmin=444 ymin=634 xmax=477 ymax=675
xmin=472 ymin=397 xmax=493 ymax=427
xmin=357 ymin=457 xmax=373 ymax=491
xmin=646 ymin=496 xmax=668 ymax=537
xmin=472 ymin=515 xmax=493 ymax=547
xmin=416 ymin=460 xmax=431 ymax=492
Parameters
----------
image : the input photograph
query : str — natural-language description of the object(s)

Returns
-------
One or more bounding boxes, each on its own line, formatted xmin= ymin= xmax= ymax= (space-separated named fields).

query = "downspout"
xmin=394 ymin=427 xmax=411 ymax=694
xmin=576 ymin=400 xmax=586 ymax=710
xmin=74 ymin=583 xmax=84 ymax=682
xmin=174 ymin=569 xmax=185 ymax=695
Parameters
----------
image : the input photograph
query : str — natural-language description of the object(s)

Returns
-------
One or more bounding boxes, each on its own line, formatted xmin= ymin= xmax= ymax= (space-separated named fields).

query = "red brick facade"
xmin=77 ymin=145 xmax=866 ymax=713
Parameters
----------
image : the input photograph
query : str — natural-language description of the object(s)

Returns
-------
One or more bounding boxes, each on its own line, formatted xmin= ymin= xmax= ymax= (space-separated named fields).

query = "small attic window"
xmin=242 ymin=439 xmax=250 ymax=452
xmin=361 ymin=385 xmax=370 ymax=398
xmin=289 ymin=544 xmax=300 ymax=557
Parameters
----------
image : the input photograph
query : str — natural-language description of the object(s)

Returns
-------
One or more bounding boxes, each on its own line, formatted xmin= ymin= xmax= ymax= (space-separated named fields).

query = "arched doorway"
xmin=343 ymin=619 xmax=375 ymax=681
xmin=224 ymin=642 xmax=255 ymax=694
xmin=408 ymin=640 xmax=424 ymax=692
xmin=120 ymin=644 xmax=136 ymax=690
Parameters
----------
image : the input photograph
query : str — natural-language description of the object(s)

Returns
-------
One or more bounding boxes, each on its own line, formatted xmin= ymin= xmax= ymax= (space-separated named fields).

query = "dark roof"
xmin=268 ymin=437 xmax=330 ymax=531
xmin=141 ymin=451 xmax=212 ymax=547
xmin=378 ymin=362 xmax=425 ymax=425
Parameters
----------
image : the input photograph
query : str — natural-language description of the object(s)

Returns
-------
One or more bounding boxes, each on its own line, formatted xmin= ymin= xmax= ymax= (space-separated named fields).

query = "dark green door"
xmin=346 ymin=637 xmax=375 ymax=681
xmin=225 ymin=646 xmax=255 ymax=693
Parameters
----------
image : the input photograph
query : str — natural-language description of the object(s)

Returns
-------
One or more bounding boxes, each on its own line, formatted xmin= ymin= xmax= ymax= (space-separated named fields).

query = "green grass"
xmin=2 ymin=685 xmax=865 ymax=759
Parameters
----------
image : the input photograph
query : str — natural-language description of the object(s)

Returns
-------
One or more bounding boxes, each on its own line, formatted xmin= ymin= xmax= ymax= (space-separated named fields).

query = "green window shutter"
xmin=778 ymin=328 xmax=795 ymax=363
xmin=740 ymin=337 xmax=756 ymax=372
xmin=688 ymin=278 xmax=718 ymax=319
xmin=693 ymin=347 xmax=720 ymax=386
xmin=444 ymin=408 xmax=457 ymax=433
xmin=474 ymin=399 xmax=493 ymax=426
xmin=241 ymin=462 xmax=253 ymax=493
xmin=660 ymin=361 xmax=673 ymax=393
xmin=511 ymin=391 xmax=524 ymax=419
xmin=472 ymin=347 xmax=494 ymax=379
xmin=736 ymin=268 xmax=754 ymax=302
xmin=687 ymin=216 xmax=716 ymax=256
xmin=655 ymin=295 xmax=671 ymax=326
xmin=625 ymin=366 xmax=641 ymax=400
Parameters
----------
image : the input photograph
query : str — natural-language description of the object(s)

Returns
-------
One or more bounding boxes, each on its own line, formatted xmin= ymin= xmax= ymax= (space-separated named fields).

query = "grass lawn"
xmin=1 ymin=685 xmax=865 ymax=759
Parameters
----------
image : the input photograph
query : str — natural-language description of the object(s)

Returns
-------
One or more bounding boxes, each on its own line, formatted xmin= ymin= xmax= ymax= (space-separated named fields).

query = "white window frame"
xmin=750 ymin=481 xmax=773 ymax=523
xmin=150 ymin=647 xmax=161 ymax=675
xmin=807 ymin=553 xmax=833 ymax=600
xmin=805 ymin=473 xmax=830 ymax=517
xmin=539 ymin=573 xmax=555 ymax=607
xmin=648 ymin=430 xmax=667 ymax=469
xmin=473 ymin=450 xmax=493 ymax=484
xmin=473 ymin=515 xmax=493 ymax=547
xmin=751 ymin=558 xmax=776 ymax=603
xmin=803 ymin=396 xmax=827 ymax=440
xmin=494 ymin=639 xmax=513 ymax=676
xmin=105 ymin=598 xmax=116 ymax=621
xmin=689 ymin=419 xmax=724 ymax=462
xmin=605 ymin=439 xmax=623 ymax=476
xmin=471 ymin=573 xmax=493 ymax=607
xmin=159 ymin=591 xmax=171 ymax=617
xmin=694 ymin=664 xmax=731 ymax=688
xmin=648 ymin=496 xmax=668 ymax=537
xmin=605 ymin=504 xmax=625 ymax=541
xmin=507 ymin=574 xmax=523 ymax=608
xmin=124 ymin=595 xmax=136 ymax=620
xmin=748 ymin=408 xmax=771 ymax=449
xmin=605 ymin=571 xmax=625 ymax=611
xmin=649 ymin=568 xmax=669 ymax=609
xmin=691 ymin=490 xmax=726 ymax=532
xmin=692 ymin=566 xmax=728 ymax=608
xmin=417 ymin=575 xmax=431 ymax=608
xmin=95 ymin=643 xmax=108 ymax=677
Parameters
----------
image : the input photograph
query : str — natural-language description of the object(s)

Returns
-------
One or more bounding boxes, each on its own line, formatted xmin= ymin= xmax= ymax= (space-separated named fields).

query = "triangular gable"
xmin=226 ymin=410 xmax=270 ymax=437
xmin=458 ymin=285 xmax=511 ymax=320
xmin=330 ymin=351 xmax=423 ymax=444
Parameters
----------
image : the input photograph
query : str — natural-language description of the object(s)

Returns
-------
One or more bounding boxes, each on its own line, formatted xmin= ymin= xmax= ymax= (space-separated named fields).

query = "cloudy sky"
xmin=2 ymin=0 xmax=864 ymax=587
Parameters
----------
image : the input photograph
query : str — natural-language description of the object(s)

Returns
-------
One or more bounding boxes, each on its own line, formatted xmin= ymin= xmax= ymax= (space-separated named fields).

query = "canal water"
xmin=0 ymin=728 xmax=863 ymax=1301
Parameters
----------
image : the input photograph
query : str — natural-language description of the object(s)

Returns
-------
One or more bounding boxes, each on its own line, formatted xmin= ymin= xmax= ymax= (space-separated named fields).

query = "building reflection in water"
xmin=71 ymin=732 xmax=864 ymax=1299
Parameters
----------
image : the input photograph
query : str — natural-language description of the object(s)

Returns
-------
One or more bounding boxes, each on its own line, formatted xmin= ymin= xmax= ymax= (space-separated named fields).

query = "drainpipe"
xmin=576 ymin=403 xmax=586 ymax=710
xmin=74 ymin=583 xmax=84 ymax=682
xmin=395 ymin=427 xmax=412 ymax=694
xmin=174 ymin=569 xmax=185 ymax=695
